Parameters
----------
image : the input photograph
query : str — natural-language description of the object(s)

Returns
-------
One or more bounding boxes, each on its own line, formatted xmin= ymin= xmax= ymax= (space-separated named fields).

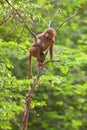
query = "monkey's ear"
xmin=45 ymin=33 xmax=49 ymax=38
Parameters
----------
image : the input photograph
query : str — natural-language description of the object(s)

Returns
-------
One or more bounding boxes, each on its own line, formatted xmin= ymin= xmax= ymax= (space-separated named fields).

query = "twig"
xmin=5 ymin=0 xmax=36 ymax=38
xmin=0 ymin=15 xmax=11 ymax=25
xmin=56 ymin=11 xmax=77 ymax=30
xmin=43 ymin=59 xmax=61 ymax=66
xmin=48 ymin=9 xmax=61 ymax=28
xmin=0 ymin=10 xmax=13 ymax=25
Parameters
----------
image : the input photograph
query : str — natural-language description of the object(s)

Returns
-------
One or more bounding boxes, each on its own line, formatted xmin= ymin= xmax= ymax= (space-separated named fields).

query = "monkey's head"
xmin=44 ymin=28 xmax=56 ymax=39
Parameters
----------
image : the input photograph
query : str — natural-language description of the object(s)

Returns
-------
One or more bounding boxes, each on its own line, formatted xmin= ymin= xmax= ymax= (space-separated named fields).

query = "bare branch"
xmin=5 ymin=0 xmax=36 ymax=38
xmin=56 ymin=11 xmax=77 ymax=31
xmin=48 ymin=9 xmax=61 ymax=28
xmin=44 ymin=59 xmax=61 ymax=66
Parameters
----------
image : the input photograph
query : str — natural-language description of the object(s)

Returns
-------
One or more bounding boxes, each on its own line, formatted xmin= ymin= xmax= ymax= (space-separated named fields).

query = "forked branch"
xmin=22 ymin=66 xmax=41 ymax=130
xmin=48 ymin=9 xmax=61 ymax=28
xmin=22 ymin=59 xmax=60 ymax=130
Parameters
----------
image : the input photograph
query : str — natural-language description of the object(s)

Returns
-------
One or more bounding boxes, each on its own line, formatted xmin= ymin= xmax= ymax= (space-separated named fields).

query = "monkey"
xmin=29 ymin=28 xmax=56 ymax=78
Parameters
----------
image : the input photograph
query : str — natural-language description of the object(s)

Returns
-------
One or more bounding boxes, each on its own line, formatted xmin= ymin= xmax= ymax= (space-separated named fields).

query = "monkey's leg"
xmin=37 ymin=47 xmax=42 ymax=66
xmin=37 ymin=50 xmax=48 ymax=68
xmin=29 ymin=54 xmax=32 ymax=78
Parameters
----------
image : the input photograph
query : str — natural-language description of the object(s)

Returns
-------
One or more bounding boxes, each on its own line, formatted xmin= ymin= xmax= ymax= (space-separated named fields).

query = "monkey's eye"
xmin=45 ymin=33 xmax=49 ymax=37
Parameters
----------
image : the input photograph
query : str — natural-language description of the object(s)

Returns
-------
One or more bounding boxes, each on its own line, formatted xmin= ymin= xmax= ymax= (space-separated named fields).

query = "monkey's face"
xmin=44 ymin=28 xmax=56 ymax=39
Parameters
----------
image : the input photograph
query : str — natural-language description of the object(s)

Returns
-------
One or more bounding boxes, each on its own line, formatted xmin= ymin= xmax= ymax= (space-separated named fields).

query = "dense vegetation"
xmin=0 ymin=0 xmax=87 ymax=130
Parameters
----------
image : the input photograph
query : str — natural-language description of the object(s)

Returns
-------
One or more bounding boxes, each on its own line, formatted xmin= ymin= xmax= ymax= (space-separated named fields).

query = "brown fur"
xmin=29 ymin=28 xmax=56 ymax=78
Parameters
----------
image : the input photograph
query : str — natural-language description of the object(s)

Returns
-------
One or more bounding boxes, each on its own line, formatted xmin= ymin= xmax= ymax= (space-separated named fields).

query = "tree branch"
xmin=48 ymin=9 xmax=61 ymax=28
xmin=22 ymin=67 xmax=41 ymax=130
xmin=22 ymin=59 xmax=60 ymax=130
xmin=56 ymin=11 xmax=77 ymax=30
xmin=5 ymin=0 xmax=36 ymax=38
xmin=0 ymin=10 xmax=13 ymax=25
xmin=0 ymin=15 xmax=11 ymax=25
xmin=43 ymin=59 xmax=61 ymax=66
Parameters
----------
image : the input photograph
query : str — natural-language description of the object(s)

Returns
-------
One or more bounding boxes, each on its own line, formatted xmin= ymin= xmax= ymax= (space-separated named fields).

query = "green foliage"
xmin=0 ymin=0 xmax=87 ymax=130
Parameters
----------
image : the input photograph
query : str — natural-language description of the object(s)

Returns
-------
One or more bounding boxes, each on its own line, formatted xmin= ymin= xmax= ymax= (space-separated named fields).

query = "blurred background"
xmin=0 ymin=0 xmax=87 ymax=130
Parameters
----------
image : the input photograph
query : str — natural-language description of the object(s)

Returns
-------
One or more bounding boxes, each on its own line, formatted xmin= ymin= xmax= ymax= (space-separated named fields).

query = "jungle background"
xmin=0 ymin=0 xmax=87 ymax=130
